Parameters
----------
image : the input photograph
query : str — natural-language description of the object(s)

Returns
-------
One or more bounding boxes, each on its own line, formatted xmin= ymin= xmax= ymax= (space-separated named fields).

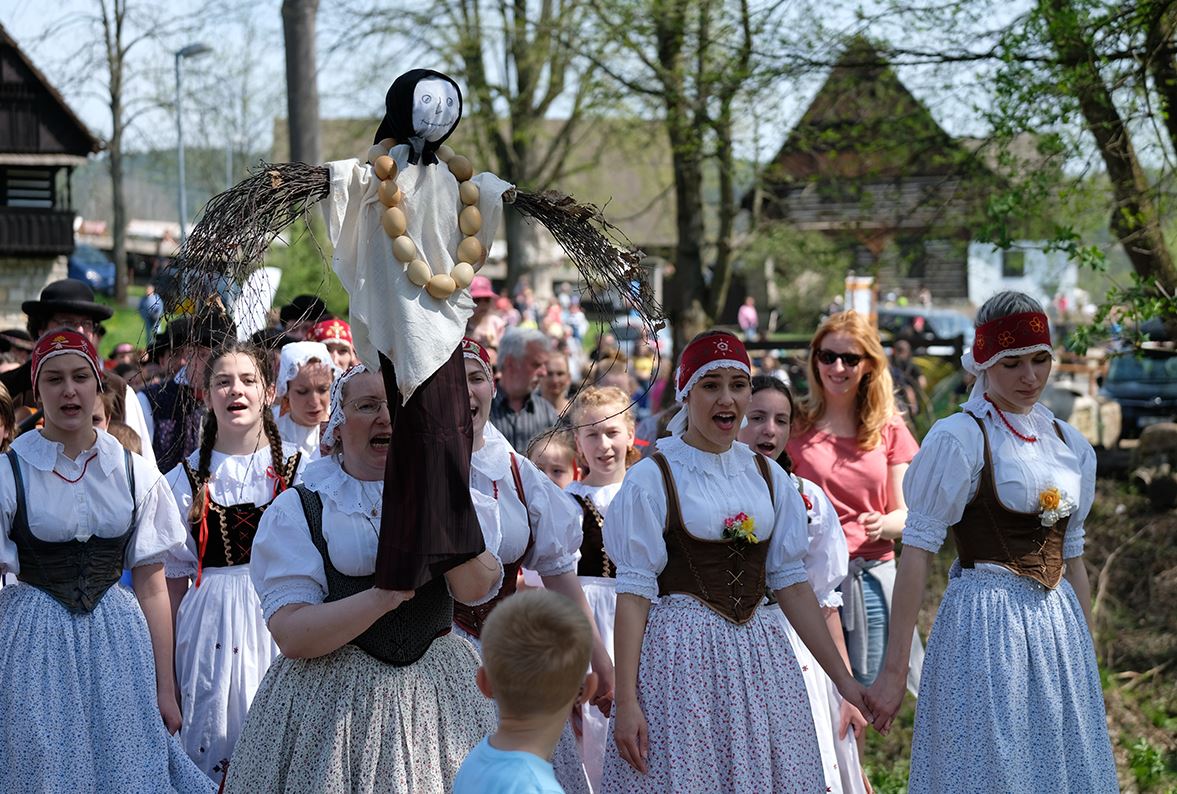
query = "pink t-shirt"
xmin=787 ymin=414 xmax=919 ymax=561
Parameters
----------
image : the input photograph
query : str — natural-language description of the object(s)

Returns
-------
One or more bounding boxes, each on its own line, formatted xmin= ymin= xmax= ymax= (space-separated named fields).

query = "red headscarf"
xmin=461 ymin=336 xmax=493 ymax=381
xmin=674 ymin=331 xmax=751 ymax=402
xmin=970 ymin=311 xmax=1051 ymax=369
xmin=309 ymin=318 xmax=353 ymax=346
xmin=32 ymin=329 xmax=101 ymax=399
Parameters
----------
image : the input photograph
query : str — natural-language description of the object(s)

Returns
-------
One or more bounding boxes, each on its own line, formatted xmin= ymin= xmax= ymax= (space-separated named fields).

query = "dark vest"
xmin=5 ymin=448 xmax=136 ymax=614
xmin=572 ymin=492 xmax=614 ymax=578
xmin=951 ymin=413 xmax=1071 ymax=589
xmin=146 ymin=379 xmax=205 ymax=474
xmin=293 ymin=484 xmax=453 ymax=666
xmin=183 ymin=452 xmax=300 ymax=577
xmin=651 ymin=452 xmax=774 ymax=625
xmin=452 ymin=454 xmax=532 ymax=639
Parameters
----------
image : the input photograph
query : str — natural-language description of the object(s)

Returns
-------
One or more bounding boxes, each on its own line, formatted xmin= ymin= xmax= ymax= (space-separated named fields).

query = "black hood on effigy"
xmin=371 ymin=69 xmax=463 ymax=165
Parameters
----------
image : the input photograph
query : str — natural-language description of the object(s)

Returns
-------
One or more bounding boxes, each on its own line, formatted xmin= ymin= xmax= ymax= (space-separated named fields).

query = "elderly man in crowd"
xmin=490 ymin=328 xmax=561 ymax=451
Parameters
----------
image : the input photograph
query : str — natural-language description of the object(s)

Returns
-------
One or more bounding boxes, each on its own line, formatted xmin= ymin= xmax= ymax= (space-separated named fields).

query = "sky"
xmin=1 ymin=0 xmax=1023 ymax=167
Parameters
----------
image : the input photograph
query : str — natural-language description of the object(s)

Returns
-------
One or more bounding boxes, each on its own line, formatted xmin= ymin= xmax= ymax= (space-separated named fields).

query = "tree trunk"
xmin=282 ymin=0 xmax=321 ymax=164
xmin=1042 ymin=0 xmax=1177 ymax=293
xmin=102 ymin=0 xmax=129 ymax=303
xmin=666 ymin=136 xmax=709 ymax=355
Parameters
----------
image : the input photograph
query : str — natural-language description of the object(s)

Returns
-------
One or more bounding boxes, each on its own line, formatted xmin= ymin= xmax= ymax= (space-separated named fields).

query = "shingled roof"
xmin=0 ymin=23 xmax=101 ymax=160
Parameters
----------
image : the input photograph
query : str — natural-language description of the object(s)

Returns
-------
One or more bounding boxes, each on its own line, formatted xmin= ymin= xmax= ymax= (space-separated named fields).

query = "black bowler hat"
xmin=22 ymin=279 xmax=114 ymax=322
xmin=279 ymin=295 xmax=328 ymax=326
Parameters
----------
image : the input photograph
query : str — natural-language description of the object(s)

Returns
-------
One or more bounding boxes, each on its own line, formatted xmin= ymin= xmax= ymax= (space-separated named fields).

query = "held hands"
xmin=864 ymin=669 xmax=906 ymax=734
xmin=591 ymin=651 xmax=616 ymax=718
xmin=834 ymin=677 xmax=875 ymax=732
xmin=614 ymin=699 xmax=649 ymax=774
xmin=838 ymin=697 xmax=868 ymax=740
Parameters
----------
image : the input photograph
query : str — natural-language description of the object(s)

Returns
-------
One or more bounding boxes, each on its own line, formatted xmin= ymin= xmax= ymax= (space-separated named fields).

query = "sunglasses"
xmin=815 ymin=349 xmax=864 ymax=368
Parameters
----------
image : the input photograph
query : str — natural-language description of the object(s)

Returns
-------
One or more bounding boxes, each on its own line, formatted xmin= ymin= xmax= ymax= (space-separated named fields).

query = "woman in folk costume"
xmin=866 ymin=292 xmax=1117 ymax=792
xmin=165 ymin=340 xmax=304 ymax=781
xmin=739 ymin=376 xmax=867 ymax=794
xmin=308 ymin=317 xmax=359 ymax=371
xmin=169 ymin=67 xmax=657 ymax=597
xmin=603 ymin=331 xmax=871 ymax=793
xmin=462 ymin=337 xmax=613 ymax=794
xmin=273 ymin=340 xmax=342 ymax=459
xmin=0 ymin=330 xmax=213 ymax=793
xmin=564 ymin=385 xmax=639 ymax=790
xmin=225 ymin=364 xmax=502 ymax=792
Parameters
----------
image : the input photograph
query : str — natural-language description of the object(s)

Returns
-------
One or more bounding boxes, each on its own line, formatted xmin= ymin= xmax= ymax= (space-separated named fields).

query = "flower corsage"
xmin=1038 ymin=487 xmax=1076 ymax=528
xmin=722 ymin=511 xmax=758 ymax=544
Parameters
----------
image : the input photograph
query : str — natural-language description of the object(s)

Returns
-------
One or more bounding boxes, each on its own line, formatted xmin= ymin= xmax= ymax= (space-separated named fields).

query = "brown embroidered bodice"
xmin=184 ymin=452 xmax=301 ymax=570
xmin=951 ymin=413 xmax=1071 ymax=589
xmin=650 ymin=452 xmax=774 ymax=625
xmin=573 ymin=493 xmax=614 ymax=578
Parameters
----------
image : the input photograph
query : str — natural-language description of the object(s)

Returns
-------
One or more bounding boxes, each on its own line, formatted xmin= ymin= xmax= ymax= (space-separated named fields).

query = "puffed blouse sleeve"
xmin=162 ymin=463 xmax=199 ymax=577
xmin=1060 ymin=423 xmax=1096 ymax=560
xmin=519 ymin=457 xmax=583 ymax=577
xmin=801 ymin=480 xmax=849 ymax=607
xmin=462 ymin=487 xmax=505 ymax=606
xmin=126 ymin=456 xmax=195 ymax=570
xmin=249 ymin=487 xmax=328 ymax=622
xmin=901 ymin=414 xmax=983 ymax=554
xmin=764 ymin=459 xmax=812 ymax=592
xmin=602 ymin=458 xmax=669 ymax=602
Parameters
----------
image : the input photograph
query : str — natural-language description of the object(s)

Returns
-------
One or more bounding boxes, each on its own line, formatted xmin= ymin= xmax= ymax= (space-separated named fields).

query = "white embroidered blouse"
xmin=250 ymin=456 xmax=504 ymax=621
xmin=603 ymin=435 xmax=810 ymax=603
xmin=901 ymin=397 xmax=1094 ymax=561
xmin=470 ymin=423 xmax=581 ymax=578
xmin=0 ymin=430 xmax=192 ymax=575
xmin=164 ymin=443 xmax=306 ymax=576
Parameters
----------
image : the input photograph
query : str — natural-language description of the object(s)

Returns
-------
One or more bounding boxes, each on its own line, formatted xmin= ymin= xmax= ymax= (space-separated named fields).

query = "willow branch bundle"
xmin=163 ymin=162 xmax=331 ymax=315
xmin=513 ymin=188 xmax=664 ymax=337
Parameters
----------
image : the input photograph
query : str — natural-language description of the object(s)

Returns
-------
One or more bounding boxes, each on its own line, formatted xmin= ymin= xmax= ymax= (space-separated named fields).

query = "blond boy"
xmin=454 ymin=590 xmax=596 ymax=794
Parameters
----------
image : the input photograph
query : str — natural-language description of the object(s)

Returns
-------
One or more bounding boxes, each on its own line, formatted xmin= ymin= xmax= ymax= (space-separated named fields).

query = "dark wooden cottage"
xmin=0 ymin=24 xmax=100 ymax=327
xmin=756 ymin=38 xmax=999 ymax=302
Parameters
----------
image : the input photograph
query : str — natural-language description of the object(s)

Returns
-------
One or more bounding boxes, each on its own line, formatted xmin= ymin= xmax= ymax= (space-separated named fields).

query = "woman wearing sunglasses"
xmin=787 ymin=312 xmax=924 ymax=710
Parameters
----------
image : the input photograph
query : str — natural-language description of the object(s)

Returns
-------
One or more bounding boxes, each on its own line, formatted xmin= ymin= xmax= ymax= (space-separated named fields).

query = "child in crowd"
xmin=273 ymin=341 xmax=341 ymax=459
xmin=454 ymin=590 xmax=596 ymax=794
xmin=526 ymin=428 xmax=578 ymax=490
xmin=565 ymin=385 xmax=637 ymax=788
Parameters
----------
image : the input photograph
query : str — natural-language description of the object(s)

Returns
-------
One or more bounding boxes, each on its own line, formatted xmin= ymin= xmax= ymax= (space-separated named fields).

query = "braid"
xmin=261 ymin=407 xmax=288 ymax=489
xmin=188 ymin=411 xmax=219 ymax=525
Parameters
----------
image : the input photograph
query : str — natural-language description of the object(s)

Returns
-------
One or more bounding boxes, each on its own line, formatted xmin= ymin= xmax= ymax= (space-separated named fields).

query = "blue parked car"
xmin=68 ymin=245 xmax=117 ymax=296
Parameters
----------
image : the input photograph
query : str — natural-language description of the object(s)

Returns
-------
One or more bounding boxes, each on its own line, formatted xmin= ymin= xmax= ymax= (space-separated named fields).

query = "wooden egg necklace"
xmin=366 ymin=138 xmax=483 ymax=300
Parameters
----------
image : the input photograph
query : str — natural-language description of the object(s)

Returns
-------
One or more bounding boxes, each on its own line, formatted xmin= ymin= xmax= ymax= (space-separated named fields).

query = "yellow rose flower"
xmin=1039 ymin=488 xmax=1061 ymax=511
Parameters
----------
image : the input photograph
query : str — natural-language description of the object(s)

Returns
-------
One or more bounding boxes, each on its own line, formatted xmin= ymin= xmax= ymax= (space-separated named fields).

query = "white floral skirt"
xmin=224 ymin=636 xmax=496 ymax=793
xmin=175 ymin=564 xmax=277 ymax=779
xmin=909 ymin=563 xmax=1118 ymax=793
xmin=0 ymin=582 xmax=214 ymax=793
xmin=762 ymin=604 xmax=866 ymax=794
xmin=601 ymin=595 xmax=824 ymax=793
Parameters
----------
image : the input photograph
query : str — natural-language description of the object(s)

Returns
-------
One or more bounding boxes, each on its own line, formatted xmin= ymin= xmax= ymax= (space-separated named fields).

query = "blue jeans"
xmin=853 ymin=571 xmax=889 ymax=686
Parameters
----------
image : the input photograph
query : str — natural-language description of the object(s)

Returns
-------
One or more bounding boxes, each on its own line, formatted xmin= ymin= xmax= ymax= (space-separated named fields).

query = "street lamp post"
xmin=175 ymin=43 xmax=212 ymax=244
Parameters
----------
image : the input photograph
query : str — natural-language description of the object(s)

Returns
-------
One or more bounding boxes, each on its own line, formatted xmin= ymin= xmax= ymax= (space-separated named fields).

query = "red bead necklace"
xmin=52 ymin=452 xmax=99 ymax=483
xmin=984 ymin=394 xmax=1037 ymax=443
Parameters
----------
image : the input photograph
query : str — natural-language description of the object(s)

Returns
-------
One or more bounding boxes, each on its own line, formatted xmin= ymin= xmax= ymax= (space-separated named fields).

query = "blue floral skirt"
xmin=910 ymin=563 xmax=1118 ymax=793
xmin=0 ymin=582 xmax=214 ymax=793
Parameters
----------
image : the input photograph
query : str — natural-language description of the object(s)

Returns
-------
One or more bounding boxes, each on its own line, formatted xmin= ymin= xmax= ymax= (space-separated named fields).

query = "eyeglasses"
xmin=815 ymin=349 xmax=864 ymax=368
xmin=344 ymin=398 xmax=390 ymax=415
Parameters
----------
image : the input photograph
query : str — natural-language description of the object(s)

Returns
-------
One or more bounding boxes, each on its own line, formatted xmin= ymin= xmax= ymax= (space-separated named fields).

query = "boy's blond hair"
xmin=481 ymin=590 xmax=592 ymax=718
xmin=525 ymin=426 xmax=576 ymax=465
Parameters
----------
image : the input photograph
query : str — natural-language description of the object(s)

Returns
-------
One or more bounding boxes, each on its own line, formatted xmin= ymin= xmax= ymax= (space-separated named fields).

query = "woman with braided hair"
xmin=165 ymin=340 xmax=306 ymax=781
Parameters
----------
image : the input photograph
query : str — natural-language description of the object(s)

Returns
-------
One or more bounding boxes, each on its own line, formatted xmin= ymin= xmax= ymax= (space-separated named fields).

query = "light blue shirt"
xmin=453 ymin=738 xmax=564 ymax=794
